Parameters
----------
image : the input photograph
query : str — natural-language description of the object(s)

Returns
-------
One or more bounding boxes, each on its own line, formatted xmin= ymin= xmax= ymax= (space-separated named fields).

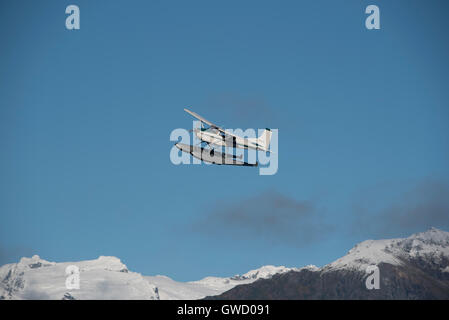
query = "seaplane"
xmin=175 ymin=108 xmax=273 ymax=166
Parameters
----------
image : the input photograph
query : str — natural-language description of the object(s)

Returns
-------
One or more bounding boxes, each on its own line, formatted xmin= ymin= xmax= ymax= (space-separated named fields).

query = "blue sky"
xmin=1 ymin=0 xmax=449 ymax=281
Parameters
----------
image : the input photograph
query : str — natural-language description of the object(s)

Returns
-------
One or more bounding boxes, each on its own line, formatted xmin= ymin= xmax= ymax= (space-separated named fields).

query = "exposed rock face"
xmin=2 ymin=228 xmax=448 ymax=300
xmin=207 ymin=228 xmax=449 ymax=300
xmin=0 ymin=256 xmax=293 ymax=300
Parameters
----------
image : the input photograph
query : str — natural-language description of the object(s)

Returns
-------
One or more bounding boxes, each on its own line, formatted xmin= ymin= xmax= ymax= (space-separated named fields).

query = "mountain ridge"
xmin=207 ymin=228 xmax=449 ymax=299
xmin=2 ymin=228 xmax=448 ymax=299
xmin=0 ymin=255 xmax=296 ymax=300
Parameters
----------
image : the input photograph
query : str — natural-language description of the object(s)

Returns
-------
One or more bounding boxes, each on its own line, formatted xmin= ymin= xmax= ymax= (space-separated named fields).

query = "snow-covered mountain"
xmin=145 ymin=265 xmax=299 ymax=300
xmin=210 ymin=228 xmax=449 ymax=299
xmin=0 ymin=255 xmax=159 ymax=300
xmin=0 ymin=255 xmax=295 ymax=300
xmin=323 ymin=227 xmax=449 ymax=273
xmin=3 ymin=228 xmax=448 ymax=300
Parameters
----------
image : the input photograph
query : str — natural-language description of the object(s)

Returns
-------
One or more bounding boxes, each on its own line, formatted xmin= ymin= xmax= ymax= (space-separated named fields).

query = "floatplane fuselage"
xmin=175 ymin=108 xmax=273 ymax=166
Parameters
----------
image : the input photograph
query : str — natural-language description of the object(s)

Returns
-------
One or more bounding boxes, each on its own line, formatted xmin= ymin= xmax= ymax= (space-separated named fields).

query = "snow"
xmin=0 ymin=255 xmax=158 ymax=300
xmin=0 ymin=256 xmax=296 ymax=300
xmin=145 ymin=275 xmax=237 ymax=300
xmin=324 ymin=239 xmax=403 ymax=272
xmin=324 ymin=228 xmax=449 ymax=273
xmin=299 ymin=264 xmax=320 ymax=272
xmin=235 ymin=265 xmax=297 ymax=280
xmin=146 ymin=265 xmax=299 ymax=300
xmin=2 ymin=228 xmax=448 ymax=299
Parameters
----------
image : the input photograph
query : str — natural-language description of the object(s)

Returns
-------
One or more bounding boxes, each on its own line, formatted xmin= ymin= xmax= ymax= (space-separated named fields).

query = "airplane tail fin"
xmin=258 ymin=128 xmax=272 ymax=150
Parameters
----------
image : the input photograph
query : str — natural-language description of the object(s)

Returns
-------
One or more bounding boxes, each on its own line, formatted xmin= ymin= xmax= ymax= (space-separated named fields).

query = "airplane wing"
xmin=184 ymin=108 xmax=218 ymax=129
xmin=184 ymin=108 xmax=239 ymax=138
xmin=184 ymin=108 xmax=274 ymax=153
